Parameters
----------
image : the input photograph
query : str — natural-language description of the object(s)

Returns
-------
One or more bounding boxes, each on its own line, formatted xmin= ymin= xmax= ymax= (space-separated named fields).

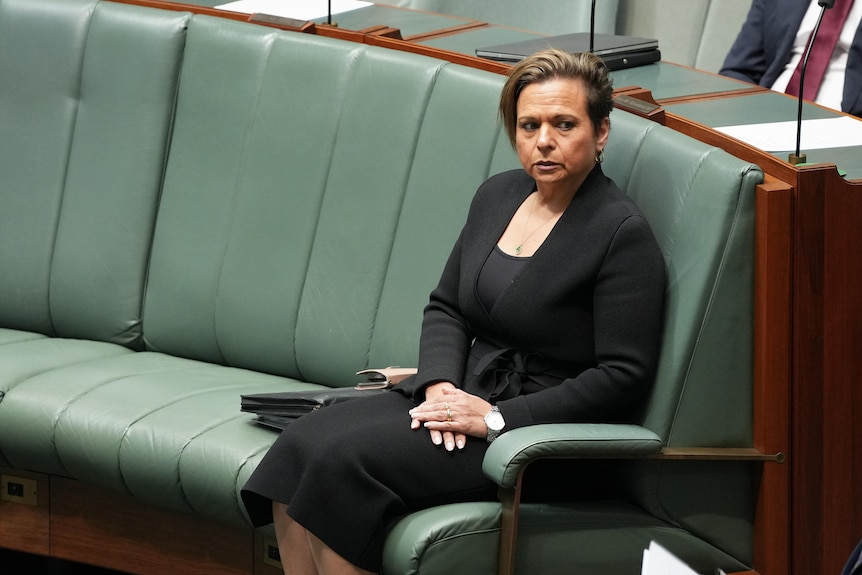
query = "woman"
xmin=241 ymin=48 xmax=666 ymax=575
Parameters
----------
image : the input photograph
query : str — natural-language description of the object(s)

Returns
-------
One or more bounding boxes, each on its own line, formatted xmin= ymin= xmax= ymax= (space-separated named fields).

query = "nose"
xmin=536 ymin=123 xmax=554 ymax=150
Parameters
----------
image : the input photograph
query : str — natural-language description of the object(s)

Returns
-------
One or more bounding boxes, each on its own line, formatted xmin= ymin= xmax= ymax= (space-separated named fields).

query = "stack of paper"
xmin=642 ymin=541 xmax=727 ymax=575
xmin=716 ymin=116 xmax=862 ymax=153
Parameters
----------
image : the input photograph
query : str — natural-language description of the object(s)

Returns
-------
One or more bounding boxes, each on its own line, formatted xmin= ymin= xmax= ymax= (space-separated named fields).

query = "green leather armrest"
xmin=482 ymin=423 xmax=663 ymax=488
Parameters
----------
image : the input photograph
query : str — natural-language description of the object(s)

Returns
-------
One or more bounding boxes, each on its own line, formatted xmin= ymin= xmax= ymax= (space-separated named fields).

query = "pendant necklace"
xmin=515 ymin=194 xmax=560 ymax=256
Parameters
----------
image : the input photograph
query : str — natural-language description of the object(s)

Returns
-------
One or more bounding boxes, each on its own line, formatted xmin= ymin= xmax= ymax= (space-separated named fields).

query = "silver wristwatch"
xmin=484 ymin=406 xmax=506 ymax=443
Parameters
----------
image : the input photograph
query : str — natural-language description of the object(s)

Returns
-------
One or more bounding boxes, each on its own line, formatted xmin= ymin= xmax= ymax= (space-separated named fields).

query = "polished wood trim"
xmin=365 ymin=25 xmax=403 ymax=40
xmin=403 ymin=21 xmax=488 ymax=43
xmin=613 ymin=89 xmax=666 ymax=124
xmin=821 ymin=173 xmax=862 ymax=575
xmin=364 ymin=35 xmax=511 ymax=74
xmin=248 ymin=13 xmax=316 ymax=32
xmin=655 ymin=448 xmax=783 ymax=462
xmin=753 ymin=180 xmax=794 ymax=575
xmin=656 ymin=86 xmax=767 ymax=106
xmin=791 ymin=168 xmax=862 ymax=574
xmin=314 ymin=23 xmax=369 ymax=43
xmin=113 ymin=0 xmax=249 ymax=20
xmin=50 ymin=476 xmax=255 ymax=575
xmin=791 ymin=167 xmax=829 ymax=575
xmin=496 ymin=478 xmax=523 ymax=575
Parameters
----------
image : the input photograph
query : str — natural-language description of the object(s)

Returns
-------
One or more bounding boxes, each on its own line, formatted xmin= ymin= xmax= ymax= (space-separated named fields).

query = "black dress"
xmin=240 ymin=166 xmax=666 ymax=571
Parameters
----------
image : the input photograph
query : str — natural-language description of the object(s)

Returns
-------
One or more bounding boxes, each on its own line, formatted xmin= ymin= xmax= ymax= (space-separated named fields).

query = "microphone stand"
xmin=790 ymin=0 xmax=834 ymax=164
xmin=590 ymin=0 xmax=596 ymax=53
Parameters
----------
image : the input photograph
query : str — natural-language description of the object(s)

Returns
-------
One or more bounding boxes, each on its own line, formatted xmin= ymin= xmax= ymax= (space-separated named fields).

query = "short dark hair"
xmin=499 ymin=49 xmax=614 ymax=147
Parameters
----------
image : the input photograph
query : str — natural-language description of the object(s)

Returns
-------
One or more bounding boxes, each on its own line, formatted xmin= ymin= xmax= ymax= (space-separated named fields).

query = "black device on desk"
xmin=475 ymin=0 xmax=660 ymax=70
xmin=475 ymin=33 xmax=660 ymax=70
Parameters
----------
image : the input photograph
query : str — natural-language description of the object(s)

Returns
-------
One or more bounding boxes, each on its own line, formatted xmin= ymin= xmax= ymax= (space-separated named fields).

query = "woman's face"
xmin=515 ymin=77 xmax=609 ymax=196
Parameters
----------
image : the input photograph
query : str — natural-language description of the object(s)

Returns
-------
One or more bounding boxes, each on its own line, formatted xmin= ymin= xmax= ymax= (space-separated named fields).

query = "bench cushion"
xmin=0 ymin=0 xmax=188 ymax=346
xmin=384 ymin=500 xmax=750 ymax=574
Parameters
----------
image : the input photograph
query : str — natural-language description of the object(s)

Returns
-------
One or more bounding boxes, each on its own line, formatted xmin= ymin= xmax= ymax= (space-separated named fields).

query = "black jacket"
xmin=398 ymin=166 xmax=667 ymax=430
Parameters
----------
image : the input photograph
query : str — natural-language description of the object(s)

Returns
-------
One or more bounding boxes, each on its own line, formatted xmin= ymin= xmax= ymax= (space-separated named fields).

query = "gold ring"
xmin=445 ymin=403 xmax=452 ymax=422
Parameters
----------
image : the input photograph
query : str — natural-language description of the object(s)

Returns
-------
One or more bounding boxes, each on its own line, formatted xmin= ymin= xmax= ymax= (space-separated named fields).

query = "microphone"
xmin=590 ymin=0 xmax=596 ymax=53
xmin=790 ymin=0 xmax=835 ymax=164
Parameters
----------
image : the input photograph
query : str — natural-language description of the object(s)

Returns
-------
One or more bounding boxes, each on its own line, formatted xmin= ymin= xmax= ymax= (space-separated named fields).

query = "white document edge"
xmin=641 ymin=541 xmax=700 ymax=575
xmin=216 ymin=0 xmax=372 ymax=20
xmin=715 ymin=116 xmax=862 ymax=152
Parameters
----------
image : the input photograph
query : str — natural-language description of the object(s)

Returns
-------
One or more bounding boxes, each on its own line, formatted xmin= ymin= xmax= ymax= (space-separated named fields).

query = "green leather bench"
xmin=0 ymin=0 xmax=763 ymax=573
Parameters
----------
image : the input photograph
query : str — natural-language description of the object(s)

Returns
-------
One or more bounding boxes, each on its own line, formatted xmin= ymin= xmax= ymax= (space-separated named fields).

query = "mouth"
xmin=534 ymin=161 xmax=559 ymax=171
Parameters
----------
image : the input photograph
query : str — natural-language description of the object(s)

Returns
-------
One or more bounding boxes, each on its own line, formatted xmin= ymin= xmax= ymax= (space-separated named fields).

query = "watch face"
xmin=485 ymin=411 xmax=505 ymax=431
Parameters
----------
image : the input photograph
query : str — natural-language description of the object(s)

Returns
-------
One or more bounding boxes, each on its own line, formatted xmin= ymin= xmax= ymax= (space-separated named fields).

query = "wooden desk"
xmin=664 ymin=91 xmax=862 ymax=180
xmin=307 ymin=4 xmax=478 ymax=38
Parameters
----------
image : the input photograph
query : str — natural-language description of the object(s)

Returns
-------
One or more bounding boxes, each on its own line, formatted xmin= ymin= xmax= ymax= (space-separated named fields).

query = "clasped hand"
xmin=408 ymin=382 xmax=492 ymax=451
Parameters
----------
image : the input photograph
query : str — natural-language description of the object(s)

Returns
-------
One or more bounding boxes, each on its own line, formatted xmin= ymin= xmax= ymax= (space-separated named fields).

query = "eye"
xmin=519 ymin=121 xmax=538 ymax=132
xmin=557 ymin=120 xmax=575 ymax=130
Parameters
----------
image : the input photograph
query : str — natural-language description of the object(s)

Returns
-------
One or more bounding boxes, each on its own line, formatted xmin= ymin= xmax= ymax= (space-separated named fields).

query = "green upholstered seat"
xmin=0 ymin=2 xmax=762 ymax=573
xmin=0 ymin=0 xmax=189 ymax=470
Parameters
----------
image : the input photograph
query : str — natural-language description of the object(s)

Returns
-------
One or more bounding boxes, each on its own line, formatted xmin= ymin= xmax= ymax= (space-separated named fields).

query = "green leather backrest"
xmin=604 ymin=111 xmax=760 ymax=563
xmin=141 ymin=12 xmax=760 ymax=450
xmin=365 ymin=64 xmax=516 ymax=369
xmin=141 ymin=16 xmax=515 ymax=383
xmin=607 ymin=115 xmax=758 ymax=449
xmin=0 ymin=0 xmax=189 ymax=347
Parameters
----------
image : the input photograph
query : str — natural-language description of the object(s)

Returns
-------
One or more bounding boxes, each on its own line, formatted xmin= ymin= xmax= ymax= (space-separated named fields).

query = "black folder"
xmin=476 ymin=33 xmax=660 ymax=71
xmin=241 ymin=388 xmax=387 ymax=431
